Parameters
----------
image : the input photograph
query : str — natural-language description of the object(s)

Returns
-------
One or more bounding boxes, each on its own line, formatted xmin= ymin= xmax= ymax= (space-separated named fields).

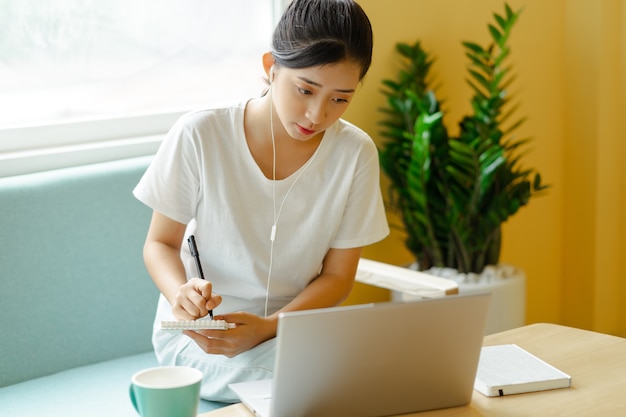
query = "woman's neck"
xmin=244 ymin=96 xmax=323 ymax=180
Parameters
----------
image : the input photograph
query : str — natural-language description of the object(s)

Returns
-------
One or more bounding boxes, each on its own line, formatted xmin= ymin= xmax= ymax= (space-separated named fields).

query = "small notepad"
xmin=474 ymin=344 xmax=572 ymax=397
xmin=160 ymin=319 xmax=236 ymax=330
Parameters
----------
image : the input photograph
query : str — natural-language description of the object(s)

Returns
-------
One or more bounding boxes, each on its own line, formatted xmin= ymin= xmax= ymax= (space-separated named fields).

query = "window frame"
xmin=0 ymin=0 xmax=288 ymax=178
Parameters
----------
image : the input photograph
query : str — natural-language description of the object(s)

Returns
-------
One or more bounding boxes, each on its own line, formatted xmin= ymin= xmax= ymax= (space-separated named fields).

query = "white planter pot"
xmin=393 ymin=264 xmax=526 ymax=335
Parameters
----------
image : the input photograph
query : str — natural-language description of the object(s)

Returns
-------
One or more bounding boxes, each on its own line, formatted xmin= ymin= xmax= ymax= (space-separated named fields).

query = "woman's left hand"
xmin=183 ymin=311 xmax=276 ymax=358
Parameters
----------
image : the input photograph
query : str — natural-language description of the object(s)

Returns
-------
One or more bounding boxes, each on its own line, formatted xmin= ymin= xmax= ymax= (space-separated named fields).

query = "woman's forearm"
xmin=144 ymin=239 xmax=188 ymax=306
xmin=269 ymin=247 xmax=362 ymax=323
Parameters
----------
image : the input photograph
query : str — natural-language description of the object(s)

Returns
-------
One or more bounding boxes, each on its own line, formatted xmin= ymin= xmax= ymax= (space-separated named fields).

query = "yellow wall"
xmin=342 ymin=0 xmax=626 ymax=337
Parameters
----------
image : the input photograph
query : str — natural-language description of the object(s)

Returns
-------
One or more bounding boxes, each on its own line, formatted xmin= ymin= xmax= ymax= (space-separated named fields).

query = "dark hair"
xmin=271 ymin=0 xmax=373 ymax=80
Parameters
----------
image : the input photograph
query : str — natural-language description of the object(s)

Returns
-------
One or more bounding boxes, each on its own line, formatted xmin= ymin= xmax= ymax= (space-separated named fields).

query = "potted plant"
xmin=378 ymin=4 xmax=548 ymax=332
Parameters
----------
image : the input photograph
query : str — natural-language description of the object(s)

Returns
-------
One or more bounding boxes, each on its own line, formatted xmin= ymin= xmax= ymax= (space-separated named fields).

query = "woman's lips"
xmin=296 ymin=124 xmax=316 ymax=136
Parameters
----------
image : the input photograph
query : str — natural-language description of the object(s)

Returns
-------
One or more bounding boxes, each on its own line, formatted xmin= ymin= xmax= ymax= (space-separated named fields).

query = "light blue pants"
xmin=165 ymin=335 xmax=276 ymax=403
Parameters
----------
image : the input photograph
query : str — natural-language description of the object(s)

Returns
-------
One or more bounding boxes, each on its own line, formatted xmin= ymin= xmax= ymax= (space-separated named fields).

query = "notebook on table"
xmin=474 ymin=343 xmax=572 ymax=396
xmin=229 ymin=292 xmax=491 ymax=417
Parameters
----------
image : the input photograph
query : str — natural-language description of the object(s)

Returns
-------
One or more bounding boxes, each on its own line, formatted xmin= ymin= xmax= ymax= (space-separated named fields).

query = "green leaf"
xmin=468 ymin=69 xmax=492 ymax=93
xmin=396 ymin=42 xmax=413 ymax=57
xmin=494 ymin=13 xmax=507 ymax=31
xmin=481 ymin=153 xmax=505 ymax=179
xmin=462 ymin=41 xmax=487 ymax=56
xmin=533 ymin=173 xmax=550 ymax=191
xmin=381 ymin=79 xmax=401 ymax=91
xmin=465 ymin=52 xmax=491 ymax=73
xmin=466 ymin=80 xmax=489 ymax=102
xmin=503 ymin=136 xmax=532 ymax=153
xmin=505 ymin=3 xmax=514 ymax=20
xmin=488 ymin=24 xmax=503 ymax=44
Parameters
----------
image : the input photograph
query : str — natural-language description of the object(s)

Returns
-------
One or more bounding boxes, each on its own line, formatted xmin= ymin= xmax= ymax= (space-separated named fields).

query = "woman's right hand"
xmin=172 ymin=277 xmax=223 ymax=320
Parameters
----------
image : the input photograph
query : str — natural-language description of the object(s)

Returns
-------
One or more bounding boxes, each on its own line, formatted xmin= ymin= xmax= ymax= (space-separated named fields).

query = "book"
xmin=474 ymin=344 xmax=572 ymax=396
xmin=160 ymin=319 xmax=236 ymax=330
xmin=355 ymin=258 xmax=458 ymax=297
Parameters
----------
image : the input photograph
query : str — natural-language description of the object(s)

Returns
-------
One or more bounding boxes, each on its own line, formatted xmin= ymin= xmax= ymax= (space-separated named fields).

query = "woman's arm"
xmin=187 ymin=246 xmax=362 ymax=357
xmin=274 ymin=246 xmax=362 ymax=316
xmin=143 ymin=210 xmax=221 ymax=320
xmin=222 ymin=246 xmax=360 ymax=342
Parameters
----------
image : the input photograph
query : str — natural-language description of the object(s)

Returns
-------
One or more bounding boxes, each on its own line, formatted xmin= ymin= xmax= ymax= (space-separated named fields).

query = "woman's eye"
xmin=334 ymin=97 xmax=349 ymax=104
xmin=297 ymin=87 xmax=312 ymax=95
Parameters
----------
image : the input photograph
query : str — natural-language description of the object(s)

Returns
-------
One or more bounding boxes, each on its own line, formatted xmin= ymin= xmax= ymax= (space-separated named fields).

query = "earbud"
xmin=270 ymin=224 xmax=277 ymax=242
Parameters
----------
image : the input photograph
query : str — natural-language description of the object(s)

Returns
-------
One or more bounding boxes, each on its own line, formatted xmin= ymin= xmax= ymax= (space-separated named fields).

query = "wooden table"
xmin=199 ymin=323 xmax=626 ymax=416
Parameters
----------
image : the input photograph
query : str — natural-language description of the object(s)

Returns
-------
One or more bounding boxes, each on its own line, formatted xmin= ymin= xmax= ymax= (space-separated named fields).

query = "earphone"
xmin=263 ymin=77 xmax=318 ymax=317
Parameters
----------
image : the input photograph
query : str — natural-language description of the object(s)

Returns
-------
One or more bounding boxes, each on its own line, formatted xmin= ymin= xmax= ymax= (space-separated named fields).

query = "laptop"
xmin=229 ymin=292 xmax=491 ymax=417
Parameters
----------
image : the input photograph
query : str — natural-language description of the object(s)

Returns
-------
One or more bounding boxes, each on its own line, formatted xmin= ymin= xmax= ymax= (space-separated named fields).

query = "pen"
xmin=187 ymin=235 xmax=213 ymax=320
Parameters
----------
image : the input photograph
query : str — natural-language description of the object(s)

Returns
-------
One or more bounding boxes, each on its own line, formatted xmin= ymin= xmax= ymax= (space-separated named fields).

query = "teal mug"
xmin=129 ymin=366 xmax=203 ymax=417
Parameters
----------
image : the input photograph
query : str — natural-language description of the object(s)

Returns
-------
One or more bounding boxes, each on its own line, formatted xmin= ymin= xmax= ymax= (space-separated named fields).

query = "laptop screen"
xmin=231 ymin=293 xmax=490 ymax=417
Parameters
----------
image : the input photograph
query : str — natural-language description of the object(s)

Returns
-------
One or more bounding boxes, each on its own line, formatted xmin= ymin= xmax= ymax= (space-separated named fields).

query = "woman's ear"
xmin=262 ymin=52 xmax=275 ymax=82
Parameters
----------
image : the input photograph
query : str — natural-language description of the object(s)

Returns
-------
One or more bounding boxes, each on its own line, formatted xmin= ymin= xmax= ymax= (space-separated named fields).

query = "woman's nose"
xmin=305 ymin=100 xmax=326 ymax=126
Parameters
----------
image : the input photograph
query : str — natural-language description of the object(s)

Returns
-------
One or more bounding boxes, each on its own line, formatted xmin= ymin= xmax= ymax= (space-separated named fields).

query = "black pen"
xmin=187 ymin=235 xmax=213 ymax=320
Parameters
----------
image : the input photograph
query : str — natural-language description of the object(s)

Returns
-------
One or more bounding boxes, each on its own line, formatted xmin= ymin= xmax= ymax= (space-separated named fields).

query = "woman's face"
xmin=270 ymin=60 xmax=361 ymax=142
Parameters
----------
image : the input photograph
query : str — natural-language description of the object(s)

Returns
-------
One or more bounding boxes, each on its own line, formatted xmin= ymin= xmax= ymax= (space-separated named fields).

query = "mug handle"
xmin=129 ymin=383 xmax=140 ymax=414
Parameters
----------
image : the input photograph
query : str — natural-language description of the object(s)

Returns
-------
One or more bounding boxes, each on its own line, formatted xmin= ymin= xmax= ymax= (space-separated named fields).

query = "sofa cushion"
xmin=0 ymin=156 xmax=158 ymax=387
xmin=0 ymin=351 xmax=227 ymax=416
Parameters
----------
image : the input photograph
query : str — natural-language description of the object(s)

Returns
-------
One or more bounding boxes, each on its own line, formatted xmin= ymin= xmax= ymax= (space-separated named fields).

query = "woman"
xmin=133 ymin=0 xmax=389 ymax=402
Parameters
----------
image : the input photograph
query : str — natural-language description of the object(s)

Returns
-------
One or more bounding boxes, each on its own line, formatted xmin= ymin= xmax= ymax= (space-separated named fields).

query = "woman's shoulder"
xmin=333 ymin=118 xmax=368 ymax=137
xmin=328 ymin=119 xmax=377 ymax=153
xmin=174 ymin=101 xmax=246 ymax=131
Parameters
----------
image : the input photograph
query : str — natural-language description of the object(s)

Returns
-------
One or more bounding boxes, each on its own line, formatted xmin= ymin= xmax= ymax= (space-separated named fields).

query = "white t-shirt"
xmin=134 ymin=101 xmax=389 ymax=320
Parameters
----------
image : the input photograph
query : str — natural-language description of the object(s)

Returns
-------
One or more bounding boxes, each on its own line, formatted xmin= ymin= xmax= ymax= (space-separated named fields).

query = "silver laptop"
xmin=229 ymin=292 xmax=490 ymax=417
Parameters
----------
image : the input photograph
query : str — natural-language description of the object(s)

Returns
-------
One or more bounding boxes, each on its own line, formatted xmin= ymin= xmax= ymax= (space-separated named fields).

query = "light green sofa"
xmin=0 ymin=156 xmax=226 ymax=416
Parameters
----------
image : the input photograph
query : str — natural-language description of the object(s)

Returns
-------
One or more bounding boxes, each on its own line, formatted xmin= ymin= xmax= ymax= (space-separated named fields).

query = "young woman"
xmin=133 ymin=0 xmax=389 ymax=402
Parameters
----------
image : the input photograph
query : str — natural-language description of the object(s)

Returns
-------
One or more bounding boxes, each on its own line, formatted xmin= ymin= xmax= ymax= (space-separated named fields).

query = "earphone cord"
xmin=265 ymin=94 xmax=277 ymax=318
xmin=264 ymin=92 xmax=318 ymax=317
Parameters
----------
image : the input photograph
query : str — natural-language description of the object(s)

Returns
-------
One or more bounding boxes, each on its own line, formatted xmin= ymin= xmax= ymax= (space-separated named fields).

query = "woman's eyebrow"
xmin=297 ymin=76 xmax=355 ymax=93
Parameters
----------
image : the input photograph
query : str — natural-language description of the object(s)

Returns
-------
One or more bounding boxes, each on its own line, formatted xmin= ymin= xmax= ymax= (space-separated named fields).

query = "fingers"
xmin=193 ymin=278 xmax=223 ymax=310
xmin=173 ymin=278 xmax=221 ymax=320
xmin=183 ymin=329 xmax=240 ymax=358
xmin=198 ymin=279 xmax=213 ymax=300
xmin=216 ymin=311 xmax=247 ymax=325
xmin=182 ymin=312 xmax=268 ymax=358
xmin=174 ymin=283 xmax=208 ymax=319
xmin=206 ymin=293 xmax=222 ymax=312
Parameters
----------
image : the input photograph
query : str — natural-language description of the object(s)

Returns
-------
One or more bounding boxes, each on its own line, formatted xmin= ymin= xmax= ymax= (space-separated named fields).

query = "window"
xmin=0 ymin=0 xmax=286 ymax=176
